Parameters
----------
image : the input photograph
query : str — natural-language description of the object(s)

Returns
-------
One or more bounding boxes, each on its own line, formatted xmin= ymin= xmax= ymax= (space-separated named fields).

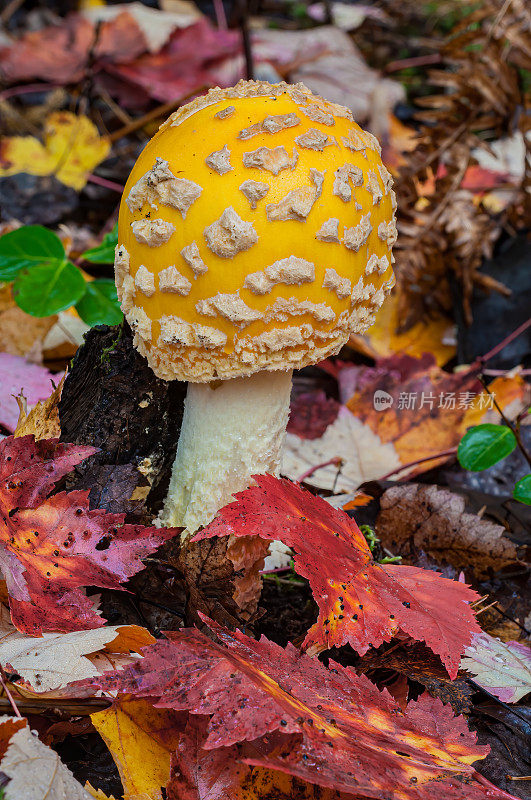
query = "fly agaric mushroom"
xmin=115 ymin=79 xmax=396 ymax=537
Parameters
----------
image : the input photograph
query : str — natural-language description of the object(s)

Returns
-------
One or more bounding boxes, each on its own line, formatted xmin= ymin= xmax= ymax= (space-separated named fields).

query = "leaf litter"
xmin=0 ymin=0 xmax=529 ymax=797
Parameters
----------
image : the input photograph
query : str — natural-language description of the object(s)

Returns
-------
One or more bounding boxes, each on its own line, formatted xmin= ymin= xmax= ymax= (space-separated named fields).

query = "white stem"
xmin=159 ymin=370 xmax=292 ymax=536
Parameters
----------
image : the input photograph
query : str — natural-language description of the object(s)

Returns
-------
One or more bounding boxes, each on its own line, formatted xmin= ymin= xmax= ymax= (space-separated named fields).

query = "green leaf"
xmin=0 ymin=225 xmax=65 ymax=282
xmin=13 ymin=260 xmax=86 ymax=317
xmin=82 ymin=224 xmax=118 ymax=263
xmin=457 ymin=423 xmax=517 ymax=471
xmin=513 ymin=474 xmax=531 ymax=505
xmin=75 ymin=279 xmax=122 ymax=326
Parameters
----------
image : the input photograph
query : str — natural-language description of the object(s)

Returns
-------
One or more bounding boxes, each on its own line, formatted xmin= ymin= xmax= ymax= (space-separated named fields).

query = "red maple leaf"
xmin=194 ymin=475 xmax=481 ymax=678
xmin=0 ymin=435 xmax=97 ymax=510
xmin=98 ymin=617 xmax=512 ymax=800
xmin=0 ymin=435 xmax=178 ymax=634
xmin=168 ymin=715 xmax=357 ymax=800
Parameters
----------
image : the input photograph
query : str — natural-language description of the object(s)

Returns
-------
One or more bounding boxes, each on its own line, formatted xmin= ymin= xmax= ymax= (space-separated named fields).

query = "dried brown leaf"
xmin=376 ymin=483 xmax=519 ymax=577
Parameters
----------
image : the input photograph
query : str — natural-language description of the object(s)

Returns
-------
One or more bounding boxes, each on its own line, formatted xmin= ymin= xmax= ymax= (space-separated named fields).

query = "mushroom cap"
xmin=115 ymin=79 xmax=396 ymax=382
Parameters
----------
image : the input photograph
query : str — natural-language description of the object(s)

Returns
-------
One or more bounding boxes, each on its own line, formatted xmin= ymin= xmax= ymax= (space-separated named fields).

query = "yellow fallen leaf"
xmin=14 ymin=374 xmax=65 ymax=440
xmin=92 ymin=698 xmax=183 ymax=800
xmin=0 ymin=111 xmax=110 ymax=190
xmin=85 ymin=785 xmax=117 ymax=800
xmin=350 ymin=288 xmax=456 ymax=367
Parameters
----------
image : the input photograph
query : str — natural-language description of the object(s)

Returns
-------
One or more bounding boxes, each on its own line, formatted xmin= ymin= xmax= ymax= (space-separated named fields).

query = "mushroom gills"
xmin=159 ymin=369 xmax=293 ymax=536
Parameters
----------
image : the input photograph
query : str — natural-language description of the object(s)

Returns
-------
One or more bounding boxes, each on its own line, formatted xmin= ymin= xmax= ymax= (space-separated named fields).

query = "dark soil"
xmin=256 ymin=576 xmax=318 ymax=647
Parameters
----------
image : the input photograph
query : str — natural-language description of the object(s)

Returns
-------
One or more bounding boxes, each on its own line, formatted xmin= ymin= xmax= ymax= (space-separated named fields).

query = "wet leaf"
xmin=196 ymin=475 xmax=481 ymax=677
xmin=0 ymin=14 xmax=94 ymax=83
xmin=461 ymin=632 xmax=531 ymax=703
xmin=287 ymin=391 xmax=340 ymax=440
xmin=97 ymin=618 xmax=497 ymax=800
xmin=92 ymin=697 xmax=185 ymax=800
xmin=85 ymin=785 xmax=117 ymax=800
xmin=0 ymin=434 xmax=94 ymax=511
xmin=168 ymin=714 xmax=355 ymax=800
xmin=458 ymin=424 xmax=517 ymax=471
xmin=350 ymin=289 xmax=456 ymax=367
xmin=283 ymin=355 xmax=525 ymax=492
xmin=106 ymin=19 xmax=240 ymax=104
xmin=0 ymin=604 xmax=153 ymax=694
xmin=358 ymin=643 xmax=475 ymax=715
xmin=0 ymin=716 xmax=92 ymax=799
xmin=0 ymin=434 xmax=178 ymax=634
xmin=0 ymin=284 xmax=58 ymax=361
xmin=14 ymin=376 xmax=64 ymax=442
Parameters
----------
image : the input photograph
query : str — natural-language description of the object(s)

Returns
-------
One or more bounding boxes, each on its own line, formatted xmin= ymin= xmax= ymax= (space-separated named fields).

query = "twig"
xmin=473 ymin=600 xmax=498 ymax=615
xmin=0 ymin=83 xmax=64 ymax=102
xmin=470 ymin=679 xmax=531 ymax=727
xmin=298 ymin=457 xmax=342 ymax=483
xmin=417 ymin=158 xmax=469 ymax=238
xmin=212 ymin=0 xmax=228 ymax=29
xmin=378 ymin=448 xmax=458 ymax=482
xmin=474 ymin=771 xmax=524 ymax=799
xmin=263 ymin=575 xmax=306 ymax=587
xmin=260 ymin=566 xmax=293 ymax=575
xmin=56 ymin=319 xmax=80 ymax=347
xmin=0 ymin=0 xmax=24 ymax=25
xmin=507 ymin=776 xmax=531 ymax=781
xmin=321 ymin=0 xmax=333 ymax=25
xmin=238 ymin=0 xmax=254 ymax=80
xmin=0 ymin=667 xmax=22 ymax=719
xmin=385 ymin=54 xmax=442 ymax=73
xmin=135 ymin=595 xmax=185 ymax=619
xmin=491 ymin=603 xmax=530 ymax=636
xmin=0 ymin=696 xmax=108 ymax=715
xmin=473 ymin=318 xmax=531 ymax=370
xmin=98 ymin=88 xmax=134 ymax=128
xmin=477 ymin=375 xmax=531 ymax=468
xmin=86 ymin=174 xmax=124 ymax=193
xmin=108 ymin=89 xmax=208 ymax=144
xmin=483 ymin=369 xmax=531 ymax=376
xmin=471 ymin=594 xmax=490 ymax=608
xmin=331 ymin=459 xmax=343 ymax=494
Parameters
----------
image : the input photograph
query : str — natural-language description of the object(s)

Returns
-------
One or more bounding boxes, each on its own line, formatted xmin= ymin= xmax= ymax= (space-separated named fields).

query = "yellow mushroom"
xmin=115 ymin=79 xmax=397 ymax=536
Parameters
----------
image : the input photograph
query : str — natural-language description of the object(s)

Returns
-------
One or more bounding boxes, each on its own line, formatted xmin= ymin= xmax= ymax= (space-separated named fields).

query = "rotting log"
xmin=58 ymin=321 xmax=257 ymax=630
xmin=59 ymin=321 xmax=186 ymax=519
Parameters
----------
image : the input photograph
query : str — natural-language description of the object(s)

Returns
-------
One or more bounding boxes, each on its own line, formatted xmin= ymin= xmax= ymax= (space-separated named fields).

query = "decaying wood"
xmin=59 ymin=321 xmax=186 ymax=519
xmin=58 ymin=322 xmax=262 ymax=630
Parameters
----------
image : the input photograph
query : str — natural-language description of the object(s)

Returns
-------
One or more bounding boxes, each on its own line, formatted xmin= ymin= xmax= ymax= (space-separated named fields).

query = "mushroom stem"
xmin=159 ymin=369 xmax=293 ymax=537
